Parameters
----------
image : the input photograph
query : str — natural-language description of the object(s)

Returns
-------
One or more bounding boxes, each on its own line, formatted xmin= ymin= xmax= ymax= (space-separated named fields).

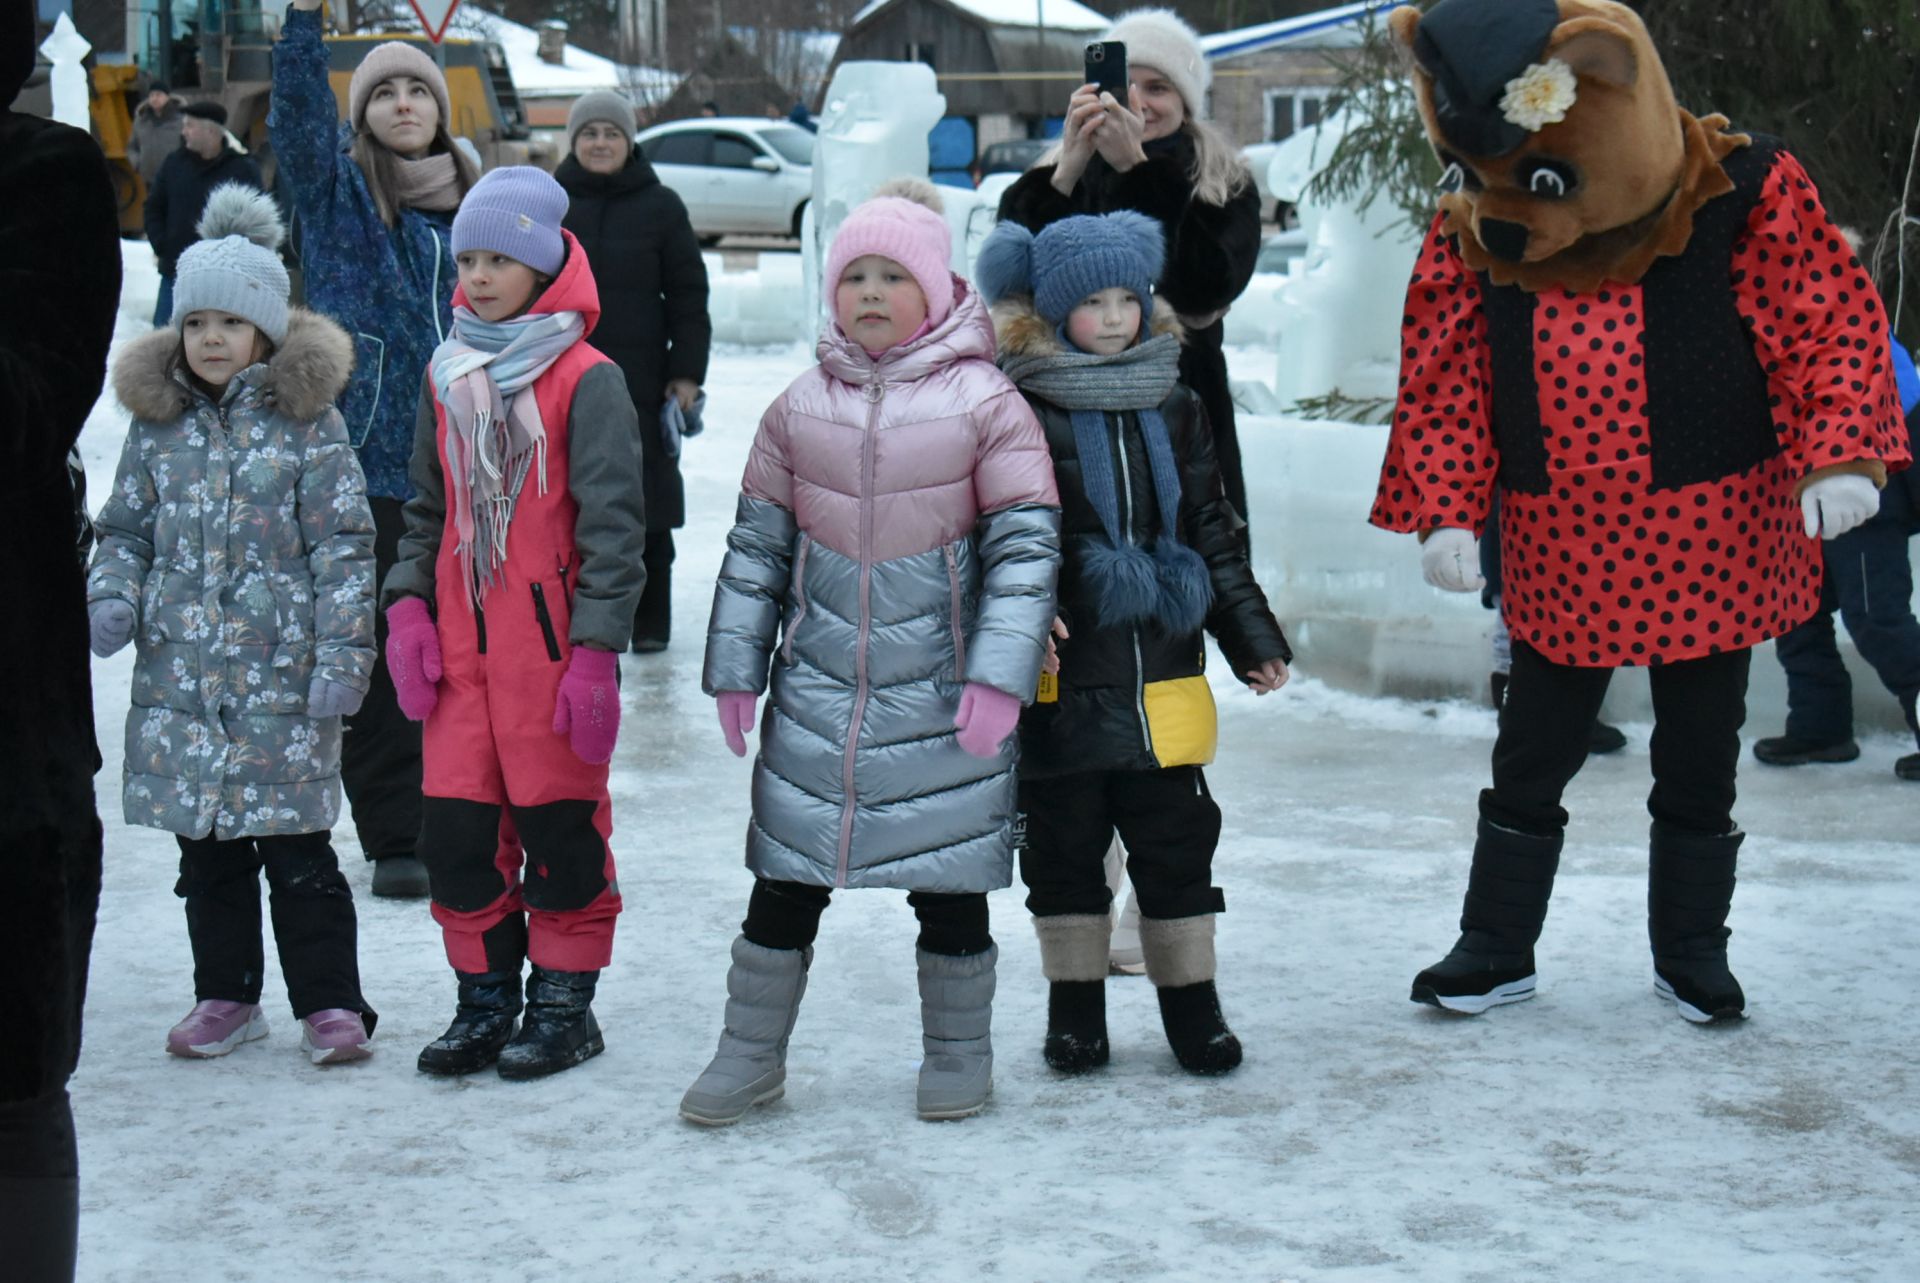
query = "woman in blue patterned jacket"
xmin=270 ymin=0 xmax=477 ymax=897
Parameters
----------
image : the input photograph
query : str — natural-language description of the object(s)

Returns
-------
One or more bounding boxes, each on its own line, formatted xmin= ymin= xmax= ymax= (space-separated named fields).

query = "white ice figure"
xmin=804 ymin=61 xmax=981 ymax=340
xmin=40 ymin=12 xmax=93 ymax=130
xmin=1265 ymin=106 xmax=1424 ymax=414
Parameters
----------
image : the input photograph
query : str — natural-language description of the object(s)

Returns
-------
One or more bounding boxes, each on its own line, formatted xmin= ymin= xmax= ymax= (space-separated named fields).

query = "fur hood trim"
xmin=990 ymin=293 xmax=1184 ymax=361
xmin=113 ymin=307 xmax=355 ymax=424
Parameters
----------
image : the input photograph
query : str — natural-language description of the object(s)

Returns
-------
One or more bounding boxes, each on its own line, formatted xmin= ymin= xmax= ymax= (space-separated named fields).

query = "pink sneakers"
xmin=166 ymin=1001 xmax=269 ymax=1058
xmin=299 ymin=1009 xmax=375 ymax=1065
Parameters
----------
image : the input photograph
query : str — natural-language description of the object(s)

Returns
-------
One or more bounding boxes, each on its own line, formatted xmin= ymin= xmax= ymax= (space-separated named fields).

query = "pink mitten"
xmin=716 ymin=690 xmax=758 ymax=757
xmin=953 ymin=681 xmax=1021 ymax=758
xmin=553 ymin=646 xmax=621 ymax=764
xmin=385 ymin=597 xmax=443 ymax=722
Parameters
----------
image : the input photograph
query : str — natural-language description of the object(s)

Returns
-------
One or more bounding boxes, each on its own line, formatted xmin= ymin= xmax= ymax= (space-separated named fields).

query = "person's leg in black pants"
xmin=175 ymin=833 xmax=268 ymax=1004
xmin=341 ymin=496 xmax=427 ymax=896
xmin=632 ymin=530 xmax=675 ymax=652
xmin=1413 ymin=641 xmax=1611 ymax=1012
xmin=258 ymin=832 xmax=375 ymax=1027
xmin=0 ymin=821 xmax=101 ymax=1283
xmin=1762 ymin=566 xmax=1857 ymax=760
xmin=1645 ymin=649 xmax=1753 ymax=1022
xmin=1019 ymin=772 xmax=1121 ymax=1070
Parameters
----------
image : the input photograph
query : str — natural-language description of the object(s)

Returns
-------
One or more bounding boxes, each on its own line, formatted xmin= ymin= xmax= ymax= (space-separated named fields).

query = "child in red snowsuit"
xmin=383 ymin=166 xmax=645 ymax=1079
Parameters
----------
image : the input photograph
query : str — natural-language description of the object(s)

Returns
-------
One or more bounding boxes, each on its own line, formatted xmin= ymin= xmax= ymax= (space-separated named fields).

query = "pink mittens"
xmin=554 ymin=646 xmax=621 ymax=764
xmin=384 ymin=597 xmax=443 ymax=722
xmin=716 ymin=690 xmax=758 ymax=757
xmin=953 ymin=682 xmax=1021 ymax=758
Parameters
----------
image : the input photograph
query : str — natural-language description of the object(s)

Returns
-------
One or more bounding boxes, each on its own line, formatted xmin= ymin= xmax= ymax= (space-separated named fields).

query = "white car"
xmin=634 ymin=118 xmax=815 ymax=242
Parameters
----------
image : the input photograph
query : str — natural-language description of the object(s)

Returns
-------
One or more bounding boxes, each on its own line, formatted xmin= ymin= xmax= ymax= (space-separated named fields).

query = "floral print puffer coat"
xmin=88 ymin=308 xmax=375 ymax=839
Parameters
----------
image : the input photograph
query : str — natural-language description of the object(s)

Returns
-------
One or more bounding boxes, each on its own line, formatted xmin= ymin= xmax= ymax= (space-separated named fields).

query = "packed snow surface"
xmin=71 ymin=245 xmax=1919 ymax=1281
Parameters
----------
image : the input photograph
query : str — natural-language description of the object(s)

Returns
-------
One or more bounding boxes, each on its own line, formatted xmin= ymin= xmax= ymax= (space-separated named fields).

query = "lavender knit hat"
xmin=823 ymin=179 xmax=955 ymax=328
xmin=452 ymin=166 xmax=569 ymax=277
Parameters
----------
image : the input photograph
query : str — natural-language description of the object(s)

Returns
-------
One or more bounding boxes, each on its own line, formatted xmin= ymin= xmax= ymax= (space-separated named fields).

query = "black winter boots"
xmin=1032 ymin=914 xmax=1111 ymax=1073
xmin=417 ymin=969 xmax=523 ymax=1076
xmin=496 ymin=966 xmax=605 ymax=1079
xmin=1411 ymin=819 xmax=1561 ymax=1014
xmin=1648 ymin=824 xmax=1746 ymax=1023
xmin=1138 ymin=914 xmax=1241 ymax=1075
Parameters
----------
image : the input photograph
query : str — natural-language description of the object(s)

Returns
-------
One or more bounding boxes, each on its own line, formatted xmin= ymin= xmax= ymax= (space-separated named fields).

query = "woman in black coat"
xmin=996 ymin=9 xmax=1261 ymax=527
xmin=557 ymin=92 xmax=712 ymax=650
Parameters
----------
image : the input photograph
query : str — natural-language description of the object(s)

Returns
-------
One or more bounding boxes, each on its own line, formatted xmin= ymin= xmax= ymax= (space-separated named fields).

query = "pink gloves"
xmin=554 ymin=646 xmax=621 ymax=764
xmin=717 ymin=690 xmax=758 ymax=757
xmin=385 ymin=597 xmax=443 ymax=722
xmin=954 ymin=682 xmax=1021 ymax=758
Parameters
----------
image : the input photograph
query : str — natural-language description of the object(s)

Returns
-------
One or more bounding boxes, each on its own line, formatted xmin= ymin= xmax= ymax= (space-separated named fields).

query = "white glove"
xmin=1800 ymin=473 xmax=1880 ymax=539
xmin=1419 ymin=527 xmax=1484 ymax=593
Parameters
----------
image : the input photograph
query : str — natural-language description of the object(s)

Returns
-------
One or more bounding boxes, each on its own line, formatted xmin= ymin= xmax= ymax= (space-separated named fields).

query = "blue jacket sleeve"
xmin=269 ymin=6 xmax=345 ymax=220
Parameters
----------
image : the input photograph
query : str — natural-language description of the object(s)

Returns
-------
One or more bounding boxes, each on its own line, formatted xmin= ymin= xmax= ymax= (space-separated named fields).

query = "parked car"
xmin=977 ymin=138 xmax=1052 ymax=178
xmin=634 ymin=118 xmax=814 ymax=242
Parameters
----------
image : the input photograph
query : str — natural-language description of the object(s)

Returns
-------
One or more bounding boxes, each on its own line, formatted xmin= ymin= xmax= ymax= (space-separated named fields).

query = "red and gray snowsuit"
xmin=385 ymin=231 xmax=646 ymax=973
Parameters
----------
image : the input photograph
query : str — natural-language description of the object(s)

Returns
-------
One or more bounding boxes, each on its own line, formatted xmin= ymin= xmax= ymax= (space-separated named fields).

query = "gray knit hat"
xmin=452 ymin=166 xmax=569 ymax=277
xmin=567 ymin=90 xmax=637 ymax=151
xmin=171 ymin=184 xmax=290 ymax=343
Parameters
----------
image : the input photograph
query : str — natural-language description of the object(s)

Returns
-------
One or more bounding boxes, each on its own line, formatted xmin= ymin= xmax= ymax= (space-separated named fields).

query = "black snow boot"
xmin=1751 ymin=734 xmax=1860 ymax=766
xmin=1138 ymin=915 xmax=1241 ymax=1075
xmin=1411 ymin=819 xmax=1561 ymax=1014
xmin=496 ymin=966 xmax=605 ymax=1079
xmin=1587 ymin=721 xmax=1627 ymax=755
xmin=417 ymin=970 xmax=523 ymax=1076
xmin=1648 ymin=824 xmax=1747 ymax=1024
xmin=1032 ymin=914 xmax=1110 ymax=1073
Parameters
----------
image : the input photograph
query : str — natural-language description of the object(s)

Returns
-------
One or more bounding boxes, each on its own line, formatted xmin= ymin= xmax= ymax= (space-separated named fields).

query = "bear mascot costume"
xmin=1370 ymin=0 xmax=1909 ymax=1023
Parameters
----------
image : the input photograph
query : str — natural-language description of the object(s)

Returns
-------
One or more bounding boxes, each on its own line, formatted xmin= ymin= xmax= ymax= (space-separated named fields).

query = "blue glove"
xmin=306 ymin=676 xmax=366 ymax=719
xmin=88 ymin=600 xmax=135 ymax=658
xmin=660 ymin=393 xmax=707 ymax=460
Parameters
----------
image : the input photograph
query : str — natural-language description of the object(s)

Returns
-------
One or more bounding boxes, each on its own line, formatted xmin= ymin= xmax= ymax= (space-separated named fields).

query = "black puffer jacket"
xmin=997 ymin=130 xmax=1262 ymax=523
xmin=994 ymin=301 xmax=1289 ymax=780
xmin=143 ymin=142 xmax=263 ymax=274
xmin=557 ymin=152 xmax=711 ymax=531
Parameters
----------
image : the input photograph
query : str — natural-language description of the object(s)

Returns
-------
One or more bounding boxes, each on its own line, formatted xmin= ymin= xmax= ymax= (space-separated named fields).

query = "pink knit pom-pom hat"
xmin=823 ymin=178 xmax=954 ymax=329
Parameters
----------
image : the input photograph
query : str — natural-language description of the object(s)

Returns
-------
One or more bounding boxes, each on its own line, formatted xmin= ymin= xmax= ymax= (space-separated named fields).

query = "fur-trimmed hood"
xmin=113 ymin=306 xmax=354 ymax=424
xmin=989 ymin=293 xmax=1184 ymax=362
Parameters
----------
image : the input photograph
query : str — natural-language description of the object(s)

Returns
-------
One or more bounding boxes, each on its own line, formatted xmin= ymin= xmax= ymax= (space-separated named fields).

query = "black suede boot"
xmin=1649 ymin=824 xmax=1747 ymax=1024
xmin=417 ymin=970 xmax=523 ymax=1076
xmin=1044 ymin=981 xmax=1110 ymax=1073
xmin=496 ymin=966 xmax=605 ymax=1079
xmin=1138 ymin=915 xmax=1241 ymax=1075
xmin=1411 ymin=818 xmax=1562 ymax=1013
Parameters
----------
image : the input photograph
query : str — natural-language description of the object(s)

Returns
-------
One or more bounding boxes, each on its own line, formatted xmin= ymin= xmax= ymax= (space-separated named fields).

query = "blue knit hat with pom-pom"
xmin=975 ymin=210 xmax=1165 ymax=325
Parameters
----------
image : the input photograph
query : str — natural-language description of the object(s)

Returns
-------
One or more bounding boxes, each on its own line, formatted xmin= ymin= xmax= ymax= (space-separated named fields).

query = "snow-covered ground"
xmin=71 ymin=246 xmax=1920 ymax=1282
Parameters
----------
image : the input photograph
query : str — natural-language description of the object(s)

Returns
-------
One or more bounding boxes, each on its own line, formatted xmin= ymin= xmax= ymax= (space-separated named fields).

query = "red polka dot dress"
xmin=1371 ymin=144 xmax=1909 ymax=668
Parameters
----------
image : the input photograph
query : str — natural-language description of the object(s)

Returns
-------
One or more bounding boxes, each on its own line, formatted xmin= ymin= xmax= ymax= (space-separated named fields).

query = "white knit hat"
xmin=1106 ymin=8 xmax=1211 ymax=119
xmin=171 ymin=184 xmax=290 ymax=343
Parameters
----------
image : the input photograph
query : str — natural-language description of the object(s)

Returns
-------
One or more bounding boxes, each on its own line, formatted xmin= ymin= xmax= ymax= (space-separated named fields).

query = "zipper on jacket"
xmin=833 ymin=378 xmax=886 ymax=889
xmin=531 ymin=581 xmax=563 ymax=662
xmin=430 ymin=232 xmax=446 ymax=344
xmin=475 ymin=601 xmax=488 ymax=654
xmin=1115 ymin=414 xmax=1154 ymax=759
xmin=781 ymin=534 xmax=811 ymax=666
xmin=942 ymin=543 xmax=966 ymax=681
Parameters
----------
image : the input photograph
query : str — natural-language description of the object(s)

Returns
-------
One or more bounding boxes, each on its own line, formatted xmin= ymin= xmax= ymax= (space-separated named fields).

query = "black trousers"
xmin=339 ymin=496 xmax=424 ymax=861
xmin=1018 ymin=766 xmax=1226 ymax=921
xmin=1484 ymin=640 xmax=1751 ymax=837
xmin=743 ymin=877 xmax=993 ymax=957
xmin=0 ymin=822 xmax=100 ymax=1283
xmin=633 ymin=530 xmax=675 ymax=646
xmin=175 ymin=830 xmax=374 ymax=1025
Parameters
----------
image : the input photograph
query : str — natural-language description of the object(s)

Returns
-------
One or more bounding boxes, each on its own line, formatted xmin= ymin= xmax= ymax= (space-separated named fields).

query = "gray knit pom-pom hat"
xmin=170 ymin=183 xmax=291 ymax=343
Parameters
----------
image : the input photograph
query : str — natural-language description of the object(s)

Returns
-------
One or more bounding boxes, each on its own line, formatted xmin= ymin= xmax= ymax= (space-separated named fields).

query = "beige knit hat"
xmin=1105 ymin=8 xmax=1211 ymax=119
xmin=348 ymin=42 xmax=453 ymax=135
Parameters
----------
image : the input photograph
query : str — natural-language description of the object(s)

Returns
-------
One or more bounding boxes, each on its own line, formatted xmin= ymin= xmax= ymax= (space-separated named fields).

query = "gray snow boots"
xmin=916 ymin=945 xmax=997 ymax=1119
xmin=680 ymin=936 xmax=811 ymax=1125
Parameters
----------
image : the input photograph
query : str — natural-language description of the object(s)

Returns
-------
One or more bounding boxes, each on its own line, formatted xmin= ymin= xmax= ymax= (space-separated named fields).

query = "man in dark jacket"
xmin=556 ymin=90 xmax=710 ymax=650
xmin=0 ymin=7 xmax=121 ymax=1278
xmin=143 ymin=99 xmax=261 ymax=326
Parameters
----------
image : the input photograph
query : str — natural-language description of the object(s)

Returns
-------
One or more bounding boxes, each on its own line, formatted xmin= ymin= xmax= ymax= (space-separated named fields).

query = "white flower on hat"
xmin=1499 ymin=58 xmax=1577 ymax=133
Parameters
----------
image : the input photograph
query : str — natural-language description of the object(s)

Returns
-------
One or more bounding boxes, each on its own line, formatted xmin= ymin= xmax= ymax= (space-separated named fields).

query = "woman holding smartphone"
xmin=996 ymin=7 xmax=1261 ymax=527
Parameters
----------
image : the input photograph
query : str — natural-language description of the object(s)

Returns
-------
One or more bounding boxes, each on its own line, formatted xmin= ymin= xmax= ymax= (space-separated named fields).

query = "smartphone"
xmin=1084 ymin=40 xmax=1128 ymax=100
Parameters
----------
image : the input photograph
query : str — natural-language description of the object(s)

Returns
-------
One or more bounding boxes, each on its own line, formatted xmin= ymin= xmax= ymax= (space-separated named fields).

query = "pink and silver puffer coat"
xmin=704 ymin=278 xmax=1061 ymax=892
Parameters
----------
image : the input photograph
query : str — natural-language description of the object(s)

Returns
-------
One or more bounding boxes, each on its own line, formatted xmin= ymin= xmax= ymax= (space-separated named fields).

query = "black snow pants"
xmin=339 ymin=496 xmax=425 ymax=862
xmin=1017 ymin=765 xmax=1226 ymax=921
xmin=743 ymin=878 xmax=993 ymax=957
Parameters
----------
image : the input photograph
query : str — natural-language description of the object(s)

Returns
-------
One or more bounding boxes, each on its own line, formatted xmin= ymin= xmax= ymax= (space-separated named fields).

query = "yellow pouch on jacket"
xmin=1143 ymin=675 xmax=1216 ymax=767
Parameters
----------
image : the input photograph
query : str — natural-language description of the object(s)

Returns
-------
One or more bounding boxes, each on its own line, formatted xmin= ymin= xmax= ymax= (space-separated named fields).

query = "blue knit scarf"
xmin=1000 ymin=332 xmax=1212 ymax=633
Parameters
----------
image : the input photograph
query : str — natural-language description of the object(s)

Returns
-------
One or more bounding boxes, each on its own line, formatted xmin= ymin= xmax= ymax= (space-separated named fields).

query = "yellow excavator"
xmin=91 ymin=2 xmax=533 ymax=233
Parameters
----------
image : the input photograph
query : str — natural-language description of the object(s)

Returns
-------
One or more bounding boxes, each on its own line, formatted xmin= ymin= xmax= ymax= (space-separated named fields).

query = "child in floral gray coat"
xmin=87 ymin=186 xmax=381 ymax=1065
